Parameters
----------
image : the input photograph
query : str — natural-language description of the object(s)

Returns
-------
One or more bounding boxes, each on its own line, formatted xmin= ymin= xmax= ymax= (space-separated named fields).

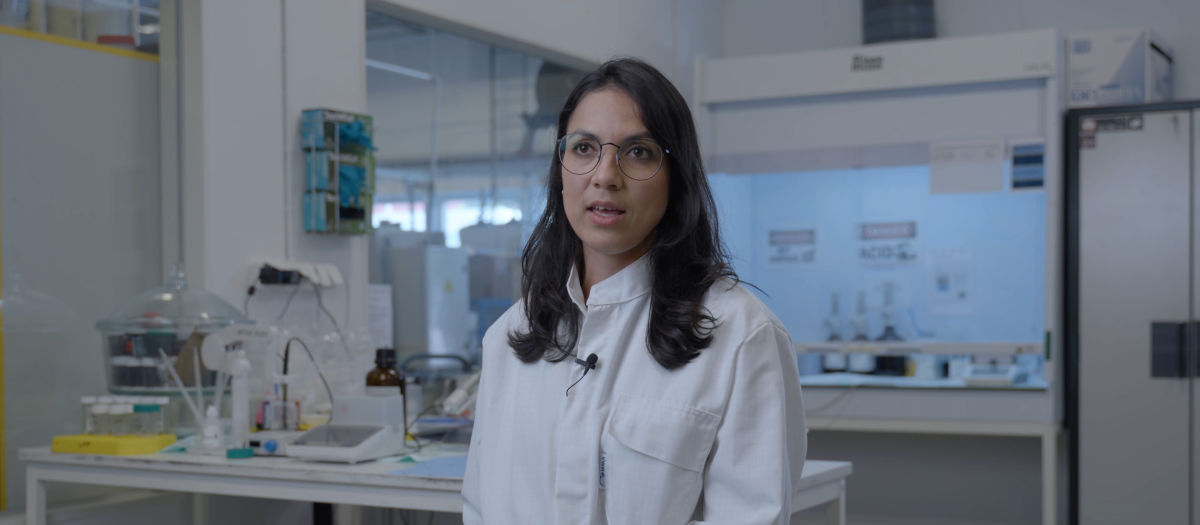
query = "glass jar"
xmin=95 ymin=266 xmax=251 ymax=396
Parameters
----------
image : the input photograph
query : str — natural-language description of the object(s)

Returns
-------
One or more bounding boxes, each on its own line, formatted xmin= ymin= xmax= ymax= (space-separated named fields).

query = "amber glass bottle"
xmin=366 ymin=349 xmax=406 ymax=425
xmin=367 ymin=349 xmax=404 ymax=391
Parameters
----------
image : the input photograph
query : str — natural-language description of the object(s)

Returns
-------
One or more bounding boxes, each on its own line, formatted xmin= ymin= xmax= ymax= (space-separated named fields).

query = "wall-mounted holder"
xmin=301 ymin=109 xmax=375 ymax=235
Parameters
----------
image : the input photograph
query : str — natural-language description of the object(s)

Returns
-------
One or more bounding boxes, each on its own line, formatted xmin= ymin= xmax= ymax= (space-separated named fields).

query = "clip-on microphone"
xmin=565 ymin=353 xmax=598 ymax=397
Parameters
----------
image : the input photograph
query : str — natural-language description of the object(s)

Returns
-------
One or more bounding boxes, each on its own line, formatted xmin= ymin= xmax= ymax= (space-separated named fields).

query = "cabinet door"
xmin=1078 ymin=109 xmax=1192 ymax=524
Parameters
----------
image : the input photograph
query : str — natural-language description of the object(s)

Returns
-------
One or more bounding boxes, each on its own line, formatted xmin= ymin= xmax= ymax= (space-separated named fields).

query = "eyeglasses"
xmin=557 ymin=132 xmax=670 ymax=181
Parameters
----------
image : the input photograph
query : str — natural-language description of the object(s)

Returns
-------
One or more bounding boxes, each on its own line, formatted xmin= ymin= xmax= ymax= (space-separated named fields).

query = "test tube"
xmin=81 ymin=396 xmax=97 ymax=434
xmin=91 ymin=404 xmax=112 ymax=435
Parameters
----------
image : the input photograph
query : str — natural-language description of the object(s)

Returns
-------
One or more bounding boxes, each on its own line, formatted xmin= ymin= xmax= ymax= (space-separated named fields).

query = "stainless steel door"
xmin=1194 ymin=109 xmax=1200 ymax=525
xmin=1078 ymin=109 xmax=1193 ymax=524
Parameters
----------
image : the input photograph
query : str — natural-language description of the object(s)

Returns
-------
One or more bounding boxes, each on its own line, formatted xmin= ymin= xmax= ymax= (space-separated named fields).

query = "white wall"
xmin=719 ymin=0 xmax=1200 ymax=100
xmin=937 ymin=0 xmax=1200 ymax=99
xmin=721 ymin=0 xmax=861 ymax=58
xmin=178 ymin=0 xmax=369 ymax=335
xmin=282 ymin=0 xmax=370 ymax=335
xmin=185 ymin=0 xmax=288 ymax=310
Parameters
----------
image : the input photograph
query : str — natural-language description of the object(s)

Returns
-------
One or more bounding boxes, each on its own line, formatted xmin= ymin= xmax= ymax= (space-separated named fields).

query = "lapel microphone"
xmin=565 ymin=353 xmax=598 ymax=397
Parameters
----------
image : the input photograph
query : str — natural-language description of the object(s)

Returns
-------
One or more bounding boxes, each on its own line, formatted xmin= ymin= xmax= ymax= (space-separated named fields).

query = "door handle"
xmin=1150 ymin=321 xmax=1190 ymax=378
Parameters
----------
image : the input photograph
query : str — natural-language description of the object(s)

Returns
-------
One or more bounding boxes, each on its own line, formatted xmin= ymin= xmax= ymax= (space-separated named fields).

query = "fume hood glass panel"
xmin=710 ymin=163 xmax=1047 ymax=388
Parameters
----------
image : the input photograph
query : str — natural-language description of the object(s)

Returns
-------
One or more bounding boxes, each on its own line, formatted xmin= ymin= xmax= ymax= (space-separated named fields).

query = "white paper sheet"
xmin=929 ymin=139 xmax=1005 ymax=194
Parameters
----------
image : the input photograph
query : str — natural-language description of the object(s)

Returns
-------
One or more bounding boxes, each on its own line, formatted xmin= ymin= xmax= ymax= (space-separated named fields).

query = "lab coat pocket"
xmin=602 ymin=395 xmax=720 ymax=523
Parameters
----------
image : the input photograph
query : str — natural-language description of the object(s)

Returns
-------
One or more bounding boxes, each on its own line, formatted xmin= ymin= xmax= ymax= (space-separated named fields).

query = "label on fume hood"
xmin=929 ymin=249 xmax=973 ymax=316
xmin=1080 ymin=114 xmax=1144 ymax=134
xmin=767 ymin=229 xmax=816 ymax=264
xmin=1010 ymin=139 xmax=1045 ymax=190
xmin=858 ymin=222 xmax=918 ymax=266
xmin=929 ymin=139 xmax=1005 ymax=195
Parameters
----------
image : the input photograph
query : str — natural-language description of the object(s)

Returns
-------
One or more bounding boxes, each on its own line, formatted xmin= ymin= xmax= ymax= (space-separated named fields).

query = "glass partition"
xmin=1 ymin=6 xmax=164 ymax=508
xmin=366 ymin=11 xmax=584 ymax=364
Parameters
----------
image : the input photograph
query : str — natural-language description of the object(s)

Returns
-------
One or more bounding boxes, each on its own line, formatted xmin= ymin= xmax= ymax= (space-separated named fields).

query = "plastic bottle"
xmin=200 ymin=405 xmax=223 ymax=451
xmin=91 ymin=403 xmax=112 ymax=435
xmin=81 ymin=396 xmax=97 ymax=434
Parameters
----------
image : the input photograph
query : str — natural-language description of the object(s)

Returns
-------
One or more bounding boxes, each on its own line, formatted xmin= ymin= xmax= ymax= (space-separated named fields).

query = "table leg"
xmin=1042 ymin=428 xmax=1057 ymax=525
xmin=825 ymin=479 xmax=845 ymax=525
xmin=192 ymin=493 xmax=210 ymax=525
xmin=25 ymin=468 xmax=46 ymax=525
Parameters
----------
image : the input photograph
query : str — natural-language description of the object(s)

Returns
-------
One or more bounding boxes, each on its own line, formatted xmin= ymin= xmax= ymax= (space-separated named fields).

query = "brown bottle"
xmin=367 ymin=349 xmax=405 ymax=392
xmin=366 ymin=349 xmax=406 ymax=425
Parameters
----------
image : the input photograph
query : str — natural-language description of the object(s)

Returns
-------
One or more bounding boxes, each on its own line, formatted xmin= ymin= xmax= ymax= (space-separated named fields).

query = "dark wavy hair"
xmin=507 ymin=57 xmax=737 ymax=371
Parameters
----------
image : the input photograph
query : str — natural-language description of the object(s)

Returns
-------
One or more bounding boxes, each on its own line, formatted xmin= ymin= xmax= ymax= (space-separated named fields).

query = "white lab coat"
xmin=462 ymin=255 xmax=807 ymax=524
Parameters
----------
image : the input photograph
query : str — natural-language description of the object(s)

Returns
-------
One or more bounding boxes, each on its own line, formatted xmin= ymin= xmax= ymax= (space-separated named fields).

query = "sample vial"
xmin=111 ymin=405 xmax=132 ymax=435
xmin=133 ymin=402 xmax=160 ymax=436
xmin=81 ymin=396 xmax=97 ymax=434
xmin=154 ymin=397 xmax=169 ymax=434
xmin=91 ymin=404 xmax=112 ymax=435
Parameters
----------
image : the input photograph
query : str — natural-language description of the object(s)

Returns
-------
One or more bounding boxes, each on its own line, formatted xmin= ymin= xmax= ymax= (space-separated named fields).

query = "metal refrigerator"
xmin=1067 ymin=100 xmax=1200 ymax=524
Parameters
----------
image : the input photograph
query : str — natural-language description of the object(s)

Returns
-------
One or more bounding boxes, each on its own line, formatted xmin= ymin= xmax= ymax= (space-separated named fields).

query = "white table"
xmin=21 ymin=447 xmax=851 ymax=525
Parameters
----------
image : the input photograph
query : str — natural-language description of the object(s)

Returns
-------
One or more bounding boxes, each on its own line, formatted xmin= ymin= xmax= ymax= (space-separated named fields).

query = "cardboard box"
xmin=1067 ymin=27 xmax=1173 ymax=108
xmin=300 ymin=109 xmax=375 ymax=234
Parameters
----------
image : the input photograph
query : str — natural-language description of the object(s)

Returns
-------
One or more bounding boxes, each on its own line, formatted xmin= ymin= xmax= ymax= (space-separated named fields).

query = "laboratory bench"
xmin=20 ymin=446 xmax=853 ymax=525
xmin=799 ymin=373 xmax=1060 ymax=525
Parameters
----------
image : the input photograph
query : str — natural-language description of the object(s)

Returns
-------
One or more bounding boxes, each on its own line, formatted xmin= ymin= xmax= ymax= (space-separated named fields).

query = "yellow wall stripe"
xmin=0 ymin=25 xmax=158 ymax=63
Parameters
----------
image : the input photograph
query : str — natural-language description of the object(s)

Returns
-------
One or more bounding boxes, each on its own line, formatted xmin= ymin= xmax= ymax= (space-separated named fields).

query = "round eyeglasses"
xmin=557 ymin=132 xmax=670 ymax=181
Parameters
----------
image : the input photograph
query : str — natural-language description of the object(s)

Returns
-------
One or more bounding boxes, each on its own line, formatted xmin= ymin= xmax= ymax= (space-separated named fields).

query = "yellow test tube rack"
xmin=51 ymin=434 xmax=177 ymax=456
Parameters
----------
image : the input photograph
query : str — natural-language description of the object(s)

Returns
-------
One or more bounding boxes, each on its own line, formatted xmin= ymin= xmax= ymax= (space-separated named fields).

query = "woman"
xmin=462 ymin=58 xmax=807 ymax=524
